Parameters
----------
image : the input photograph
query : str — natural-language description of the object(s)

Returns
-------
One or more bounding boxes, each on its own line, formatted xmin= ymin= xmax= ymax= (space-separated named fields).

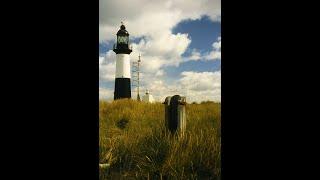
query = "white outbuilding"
xmin=142 ymin=90 xmax=155 ymax=103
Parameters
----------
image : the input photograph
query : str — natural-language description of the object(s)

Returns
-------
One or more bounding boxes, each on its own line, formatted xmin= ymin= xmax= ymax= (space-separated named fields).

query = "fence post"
xmin=163 ymin=95 xmax=186 ymax=137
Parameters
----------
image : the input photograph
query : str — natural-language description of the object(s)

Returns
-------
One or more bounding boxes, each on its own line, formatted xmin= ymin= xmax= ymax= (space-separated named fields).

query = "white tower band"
xmin=115 ymin=54 xmax=131 ymax=79
xmin=113 ymin=23 xmax=132 ymax=99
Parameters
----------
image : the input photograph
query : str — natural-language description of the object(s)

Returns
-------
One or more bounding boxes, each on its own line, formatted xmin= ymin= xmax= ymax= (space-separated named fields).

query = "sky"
xmin=99 ymin=0 xmax=221 ymax=103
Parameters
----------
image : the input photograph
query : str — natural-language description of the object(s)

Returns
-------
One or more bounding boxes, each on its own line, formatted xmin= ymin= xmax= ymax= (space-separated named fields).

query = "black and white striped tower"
xmin=113 ymin=22 xmax=132 ymax=100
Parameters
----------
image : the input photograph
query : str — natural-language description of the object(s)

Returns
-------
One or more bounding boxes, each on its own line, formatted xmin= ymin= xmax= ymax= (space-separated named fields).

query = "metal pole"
xmin=137 ymin=54 xmax=141 ymax=101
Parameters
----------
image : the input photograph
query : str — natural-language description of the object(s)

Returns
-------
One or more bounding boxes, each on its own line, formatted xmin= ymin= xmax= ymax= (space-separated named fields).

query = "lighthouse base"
xmin=114 ymin=78 xmax=131 ymax=100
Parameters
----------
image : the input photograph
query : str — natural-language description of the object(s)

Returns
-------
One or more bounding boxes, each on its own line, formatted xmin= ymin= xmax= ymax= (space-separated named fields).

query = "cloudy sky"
xmin=99 ymin=0 xmax=221 ymax=103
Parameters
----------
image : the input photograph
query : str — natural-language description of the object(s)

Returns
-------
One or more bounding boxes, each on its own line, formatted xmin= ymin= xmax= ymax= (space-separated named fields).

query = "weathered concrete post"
xmin=163 ymin=95 xmax=186 ymax=136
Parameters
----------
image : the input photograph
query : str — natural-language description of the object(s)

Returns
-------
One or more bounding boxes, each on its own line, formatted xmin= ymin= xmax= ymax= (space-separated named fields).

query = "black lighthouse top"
xmin=113 ymin=23 xmax=132 ymax=54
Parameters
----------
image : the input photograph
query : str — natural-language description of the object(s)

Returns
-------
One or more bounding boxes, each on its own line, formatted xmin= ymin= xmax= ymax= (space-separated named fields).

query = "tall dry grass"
xmin=99 ymin=99 xmax=220 ymax=179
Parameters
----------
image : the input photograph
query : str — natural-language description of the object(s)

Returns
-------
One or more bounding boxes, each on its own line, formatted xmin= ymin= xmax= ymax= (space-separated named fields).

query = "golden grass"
xmin=99 ymin=99 xmax=220 ymax=179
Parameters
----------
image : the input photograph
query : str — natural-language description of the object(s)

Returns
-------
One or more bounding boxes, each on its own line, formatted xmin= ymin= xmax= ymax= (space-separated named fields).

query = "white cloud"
xmin=99 ymin=87 xmax=113 ymax=100
xmin=204 ymin=36 xmax=221 ymax=60
xmin=99 ymin=51 xmax=116 ymax=82
xmin=178 ymin=71 xmax=221 ymax=102
xmin=187 ymin=49 xmax=202 ymax=61
xmin=99 ymin=0 xmax=220 ymax=42
xmin=184 ymin=36 xmax=221 ymax=61
xmin=130 ymin=32 xmax=191 ymax=70
xmin=155 ymin=69 xmax=164 ymax=77
xmin=179 ymin=71 xmax=221 ymax=90
xmin=133 ymin=71 xmax=221 ymax=103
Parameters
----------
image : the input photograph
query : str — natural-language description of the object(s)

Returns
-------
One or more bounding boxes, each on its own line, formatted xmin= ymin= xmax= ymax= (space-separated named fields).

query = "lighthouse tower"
xmin=113 ymin=22 xmax=132 ymax=100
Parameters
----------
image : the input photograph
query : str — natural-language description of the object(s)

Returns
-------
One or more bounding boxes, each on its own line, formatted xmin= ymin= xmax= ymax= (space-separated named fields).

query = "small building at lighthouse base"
xmin=142 ymin=90 xmax=155 ymax=103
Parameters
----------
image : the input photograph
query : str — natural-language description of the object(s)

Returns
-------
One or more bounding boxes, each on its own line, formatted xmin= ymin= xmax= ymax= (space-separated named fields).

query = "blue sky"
xmin=99 ymin=0 xmax=221 ymax=102
xmin=168 ymin=16 xmax=220 ymax=76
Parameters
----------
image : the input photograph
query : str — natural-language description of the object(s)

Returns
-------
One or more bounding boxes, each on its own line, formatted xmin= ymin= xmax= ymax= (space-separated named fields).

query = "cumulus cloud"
xmin=99 ymin=51 xmax=116 ymax=83
xmin=133 ymin=71 xmax=221 ymax=103
xmin=99 ymin=0 xmax=220 ymax=42
xmin=178 ymin=71 xmax=221 ymax=102
xmin=130 ymin=32 xmax=191 ymax=71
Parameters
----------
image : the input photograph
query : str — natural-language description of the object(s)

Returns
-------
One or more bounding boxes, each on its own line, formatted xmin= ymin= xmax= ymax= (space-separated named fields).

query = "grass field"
xmin=99 ymin=99 xmax=221 ymax=179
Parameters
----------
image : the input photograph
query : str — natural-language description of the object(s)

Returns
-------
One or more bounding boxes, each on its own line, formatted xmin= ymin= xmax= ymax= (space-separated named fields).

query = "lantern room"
xmin=113 ymin=22 xmax=132 ymax=54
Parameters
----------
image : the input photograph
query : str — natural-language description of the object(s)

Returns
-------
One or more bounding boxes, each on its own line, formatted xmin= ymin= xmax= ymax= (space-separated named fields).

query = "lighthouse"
xmin=113 ymin=22 xmax=132 ymax=100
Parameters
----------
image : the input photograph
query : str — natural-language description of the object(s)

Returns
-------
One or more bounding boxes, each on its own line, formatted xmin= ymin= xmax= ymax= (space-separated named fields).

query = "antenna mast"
xmin=132 ymin=54 xmax=141 ymax=101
